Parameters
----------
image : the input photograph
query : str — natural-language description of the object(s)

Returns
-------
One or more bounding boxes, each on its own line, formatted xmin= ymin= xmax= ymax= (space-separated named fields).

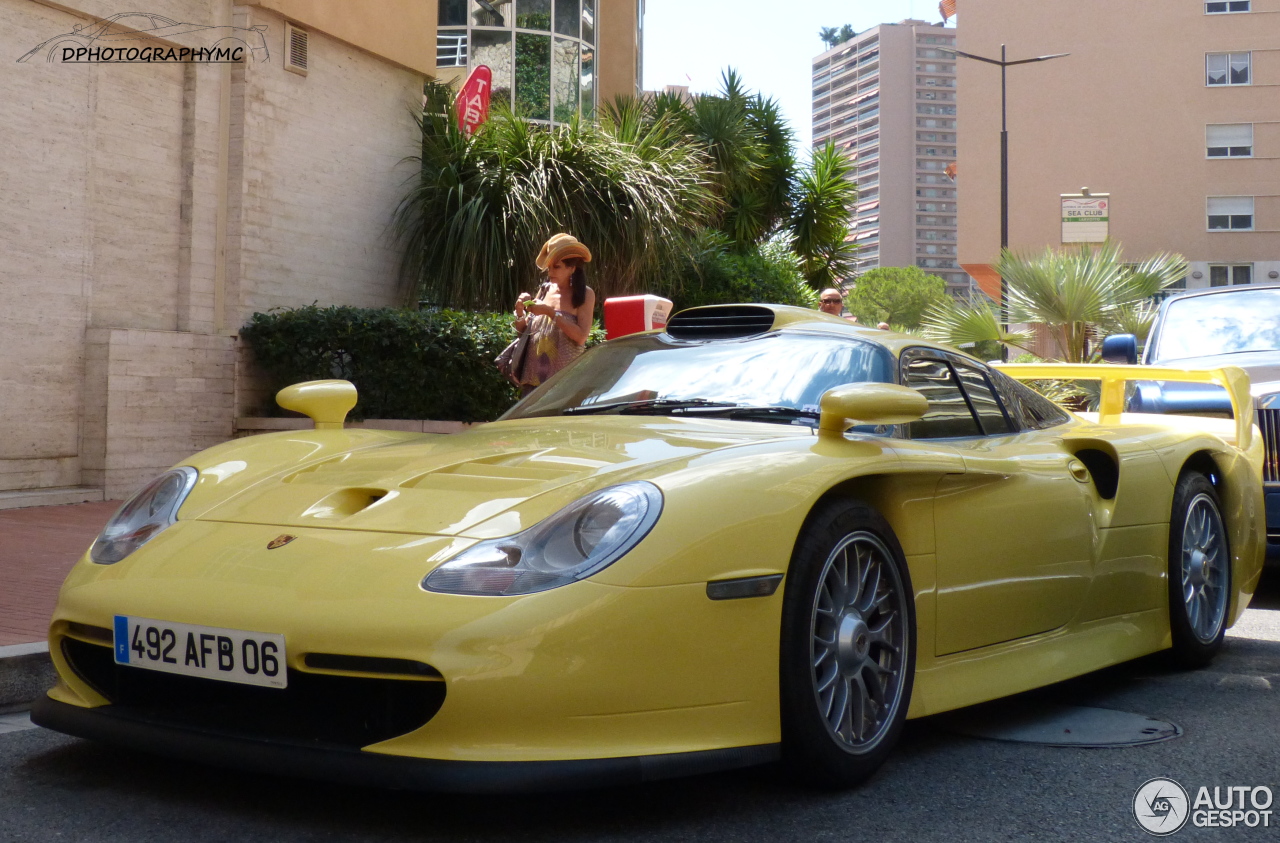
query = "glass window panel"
xmin=953 ymin=364 xmax=1012 ymax=435
xmin=1153 ymin=287 xmax=1280 ymax=360
xmin=470 ymin=0 xmax=511 ymax=27
xmin=471 ymin=30 xmax=513 ymax=108
xmin=514 ymin=33 xmax=551 ymax=120
xmin=1233 ymin=265 xmax=1253 ymax=285
xmin=582 ymin=0 xmax=595 ymax=44
xmin=1210 ymin=265 xmax=1230 ymax=286
xmin=552 ymin=36 xmax=580 ymax=123
xmin=1230 ymin=52 xmax=1250 ymax=84
xmin=1230 ymin=214 xmax=1253 ymax=229
xmin=1206 ymin=53 xmax=1228 ymax=85
xmin=439 ymin=0 xmax=468 ymax=26
xmin=508 ymin=334 xmax=896 ymax=420
xmin=986 ymin=368 xmax=1069 ymax=430
xmin=555 ymin=0 xmax=579 ymax=36
xmin=1208 ymin=215 xmax=1230 ymax=230
xmin=516 ymin=0 xmax=551 ymax=30
xmin=580 ymin=40 xmax=595 ymax=119
xmin=437 ymin=29 xmax=468 ymax=67
xmin=903 ymin=357 xmax=981 ymax=439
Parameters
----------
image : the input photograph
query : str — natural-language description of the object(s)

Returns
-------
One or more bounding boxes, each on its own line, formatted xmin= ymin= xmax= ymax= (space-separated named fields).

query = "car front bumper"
xmin=31 ymin=696 xmax=778 ymax=792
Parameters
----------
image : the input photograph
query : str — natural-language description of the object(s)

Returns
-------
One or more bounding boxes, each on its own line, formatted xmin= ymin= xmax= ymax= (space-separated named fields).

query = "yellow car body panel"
xmin=36 ymin=306 xmax=1266 ymax=789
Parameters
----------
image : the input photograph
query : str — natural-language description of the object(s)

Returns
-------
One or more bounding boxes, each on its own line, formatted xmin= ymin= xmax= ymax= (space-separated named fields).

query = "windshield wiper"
xmin=689 ymin=405 xmax=820 ymax=423
xmin=563 ymin=398 xmax=738 ymax=416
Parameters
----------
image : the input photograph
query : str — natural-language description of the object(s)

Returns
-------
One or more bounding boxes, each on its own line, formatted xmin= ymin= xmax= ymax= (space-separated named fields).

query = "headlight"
xmin=423 ymin=482 xmax=663 ymax=596
xmin=89 ymin=467 xmax=198 ymax=564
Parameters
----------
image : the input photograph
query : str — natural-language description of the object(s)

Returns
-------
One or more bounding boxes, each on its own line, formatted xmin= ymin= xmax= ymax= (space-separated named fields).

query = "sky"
xmin=640 ymin=0 xmax=952 ymax=151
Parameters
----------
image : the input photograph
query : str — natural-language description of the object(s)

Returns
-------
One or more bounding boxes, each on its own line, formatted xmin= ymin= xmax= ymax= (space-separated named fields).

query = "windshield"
xmin=1152 ymin=289 xmax=1280 ymax=361
xmin=504 ymin=332 xmax=896 ymax=421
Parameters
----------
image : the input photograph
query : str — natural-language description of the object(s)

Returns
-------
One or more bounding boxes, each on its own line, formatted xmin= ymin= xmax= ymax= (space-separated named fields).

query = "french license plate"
xmin=113 ymin=616 xmax=287 ymax=689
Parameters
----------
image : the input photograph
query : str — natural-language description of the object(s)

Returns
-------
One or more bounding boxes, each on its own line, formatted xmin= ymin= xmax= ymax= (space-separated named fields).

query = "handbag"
xmin=495 ymin=330 xmax=531 ymax=385
xmin=495 ymin=282 xmax=548 ymax=384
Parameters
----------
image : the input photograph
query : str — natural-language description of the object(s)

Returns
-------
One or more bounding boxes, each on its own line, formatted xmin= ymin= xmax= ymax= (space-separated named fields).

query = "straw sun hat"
xmin=535 ymin=233 xmax=593 ymax=271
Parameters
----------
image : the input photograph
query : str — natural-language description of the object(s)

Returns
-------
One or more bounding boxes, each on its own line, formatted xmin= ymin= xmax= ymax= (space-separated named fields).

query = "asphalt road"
xmin=2 ymin=574 xmax=1277 ymax=843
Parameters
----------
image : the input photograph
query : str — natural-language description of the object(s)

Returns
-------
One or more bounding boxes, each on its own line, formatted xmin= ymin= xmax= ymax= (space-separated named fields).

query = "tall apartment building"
xmin=812 ymin=20 xmax=968 ymax=295
xmin=957 ymin=0 xmax=1280 ymax=298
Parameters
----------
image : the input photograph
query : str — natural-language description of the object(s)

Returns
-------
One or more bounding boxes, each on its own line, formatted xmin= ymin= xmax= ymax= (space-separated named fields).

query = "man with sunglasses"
xmin=818 ymin=288 xmax=858 ymax=323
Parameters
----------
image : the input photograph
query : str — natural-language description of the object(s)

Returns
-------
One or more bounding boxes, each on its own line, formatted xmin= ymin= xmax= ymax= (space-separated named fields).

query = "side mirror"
xmin=1101 ymin=334 xmax=1139 ymax=365
xmin=819 ymin=383 xmax=928 ymax=438
xmin=276 ymin=380 xmax=358 ymax=430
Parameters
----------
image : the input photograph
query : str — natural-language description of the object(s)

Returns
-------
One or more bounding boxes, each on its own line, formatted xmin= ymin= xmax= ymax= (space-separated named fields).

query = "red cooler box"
xmin=603 ymin=295 xmax=673 ymax=340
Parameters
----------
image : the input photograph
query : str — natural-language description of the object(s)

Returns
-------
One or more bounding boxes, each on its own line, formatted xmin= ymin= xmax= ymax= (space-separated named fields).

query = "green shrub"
xmin=240 ymin=306 xmax=520 ymax=422
xmin=655 ymin=231 xmax=819 ymax=311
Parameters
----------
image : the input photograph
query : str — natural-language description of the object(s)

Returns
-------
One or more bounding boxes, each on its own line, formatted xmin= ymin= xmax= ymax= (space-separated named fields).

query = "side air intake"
xmin=665 ymin=305 xmax=777 ymax=340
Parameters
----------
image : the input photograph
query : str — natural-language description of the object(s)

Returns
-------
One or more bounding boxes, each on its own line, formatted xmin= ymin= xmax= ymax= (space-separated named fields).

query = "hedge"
xmin=240 ymin=306 xmax=520 ymax=422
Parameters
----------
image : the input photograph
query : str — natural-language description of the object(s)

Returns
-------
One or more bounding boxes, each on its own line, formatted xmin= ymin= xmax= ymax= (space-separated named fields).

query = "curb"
xmin=0 ymin=642 xmax=53 ymax=709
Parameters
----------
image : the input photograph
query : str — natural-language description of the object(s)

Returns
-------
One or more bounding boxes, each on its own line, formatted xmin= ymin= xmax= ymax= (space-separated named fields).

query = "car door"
xmin=900 ymin=349 xmax=1099 ymax=656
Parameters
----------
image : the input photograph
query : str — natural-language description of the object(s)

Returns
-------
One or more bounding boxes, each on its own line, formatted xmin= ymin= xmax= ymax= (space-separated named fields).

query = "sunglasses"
xmin=821 ymin=298 xmax=842 ymax=304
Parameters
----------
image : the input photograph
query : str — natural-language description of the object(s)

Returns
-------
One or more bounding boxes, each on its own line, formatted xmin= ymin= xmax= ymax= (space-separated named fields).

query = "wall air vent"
xmin=664 ymin=305 xmax=777 ymax=340
xmin=284 ymin=21 xmax=308 ymax=75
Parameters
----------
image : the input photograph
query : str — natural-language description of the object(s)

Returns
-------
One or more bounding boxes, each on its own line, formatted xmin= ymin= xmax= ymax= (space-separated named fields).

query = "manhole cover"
xmin=942 ymin=703 xmax=1182 ymax=747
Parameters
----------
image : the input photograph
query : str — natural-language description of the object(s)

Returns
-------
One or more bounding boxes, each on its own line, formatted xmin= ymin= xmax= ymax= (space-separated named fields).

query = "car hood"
xmin=1149 ymin=351 xmax=1280 ymax=398
xmin=187 ymin=416 xmax=813 ymax=538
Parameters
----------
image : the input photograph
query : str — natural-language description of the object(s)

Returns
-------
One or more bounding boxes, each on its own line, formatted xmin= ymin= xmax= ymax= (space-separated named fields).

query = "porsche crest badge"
xmin=266 ymin=535 xmax=297 ymax=550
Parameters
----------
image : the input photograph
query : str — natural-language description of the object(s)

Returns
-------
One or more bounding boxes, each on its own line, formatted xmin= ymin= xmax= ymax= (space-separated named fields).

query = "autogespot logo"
xmin=1134 ymin=778 xmax=1191 ymax=836
xmin=1134 ymin=778 xmax=1275 ymax=835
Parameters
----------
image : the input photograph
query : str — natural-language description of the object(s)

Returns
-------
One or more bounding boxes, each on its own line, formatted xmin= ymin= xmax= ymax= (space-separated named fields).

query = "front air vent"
xmin=1259 ymin=407 xmax=1280 ymax=482
xmin=665 ymin=305 xmax=777 ymax=340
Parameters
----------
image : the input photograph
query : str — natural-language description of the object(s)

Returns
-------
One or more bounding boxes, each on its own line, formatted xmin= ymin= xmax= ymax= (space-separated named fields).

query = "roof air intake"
xmin=664 ymin=305 xmax=777 ymax=340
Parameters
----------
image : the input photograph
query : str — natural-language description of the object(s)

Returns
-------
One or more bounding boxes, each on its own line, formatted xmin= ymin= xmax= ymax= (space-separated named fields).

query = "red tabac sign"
xmin=456 ymin=65 xmax=493 ymax=136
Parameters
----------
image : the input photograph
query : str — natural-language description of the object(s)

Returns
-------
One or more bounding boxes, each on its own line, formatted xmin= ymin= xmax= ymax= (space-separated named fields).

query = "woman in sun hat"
xmin=510 ymin=233 xmax=597 ymax=397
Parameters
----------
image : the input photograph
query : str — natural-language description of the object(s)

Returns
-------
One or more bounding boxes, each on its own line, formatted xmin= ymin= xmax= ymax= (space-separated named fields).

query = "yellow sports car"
xmin=33 ymin=304 xmax=1265 ymax=791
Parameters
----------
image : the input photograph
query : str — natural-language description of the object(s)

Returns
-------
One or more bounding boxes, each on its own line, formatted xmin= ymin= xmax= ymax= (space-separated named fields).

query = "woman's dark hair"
xmin=562 ymin=257 xmax=587 ymax=308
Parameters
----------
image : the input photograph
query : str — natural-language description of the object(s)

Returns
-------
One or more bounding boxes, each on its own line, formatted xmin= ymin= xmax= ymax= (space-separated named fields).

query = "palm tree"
xmin=921 ymin=241 xmax=1187 ymax=362
xmin=788 ymin=142 xmax=858 ymax=287
xmin=392 ymin=81 xmax=717 ymax=310
xmin=607 ymin=72 xmax=855 ymax=287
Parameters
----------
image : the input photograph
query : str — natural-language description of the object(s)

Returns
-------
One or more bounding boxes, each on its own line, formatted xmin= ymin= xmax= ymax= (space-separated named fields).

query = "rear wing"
xmin=993 ymin=363 xmax=1254 ymax=451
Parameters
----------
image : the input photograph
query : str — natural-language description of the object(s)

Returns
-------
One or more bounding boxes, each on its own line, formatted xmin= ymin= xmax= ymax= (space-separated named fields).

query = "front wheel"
xmin=1168 ymin=472 xmax=1231 ymax=668
xmin=780 ymin=499 xmax=915 ymax=788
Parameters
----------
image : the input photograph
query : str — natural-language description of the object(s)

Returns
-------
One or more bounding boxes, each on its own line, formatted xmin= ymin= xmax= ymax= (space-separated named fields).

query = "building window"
xmin=1207 ymin=196 xmax=1254 ymax=230
xmin=1209 ymin=264 xmax=1253 ymax=286
xmin=1206 ymin=1 xmax=1250 ymax=12
xmin=1206 ymin=52 xmax=1250 ymax=85
xmin=437 ymin=29 xmax=468 ymax=66
xmin=1206 ymin=123 xmax=1253 ymax=157
xmin=436 ymin=0 xmax=597 ymax=125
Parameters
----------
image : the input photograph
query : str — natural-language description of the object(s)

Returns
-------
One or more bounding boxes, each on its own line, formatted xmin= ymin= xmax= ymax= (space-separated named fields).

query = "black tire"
xmin=780 ymin=498 xmax=915 ymax=788
xmin=1168 ymin=471 xmax=1231 ymax=668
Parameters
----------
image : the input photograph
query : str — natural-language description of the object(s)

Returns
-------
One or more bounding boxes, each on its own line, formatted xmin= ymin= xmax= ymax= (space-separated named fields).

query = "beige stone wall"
xmin=228 ymin=5 xmax=420 ymax=327
xmin=2 ymin=0 xmax=425 ymax=498
xmin=597 ymin=0 xmax=641 ymax=102
xmin=83 ymin=330 xmax=236 ymax=499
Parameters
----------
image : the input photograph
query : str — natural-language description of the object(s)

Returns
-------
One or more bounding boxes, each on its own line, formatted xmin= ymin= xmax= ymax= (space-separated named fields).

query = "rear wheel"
xmin=1168 ymin=472 xmax=1230 ymax=668
xmin=780 ymin=499 xmax=915 ymax=788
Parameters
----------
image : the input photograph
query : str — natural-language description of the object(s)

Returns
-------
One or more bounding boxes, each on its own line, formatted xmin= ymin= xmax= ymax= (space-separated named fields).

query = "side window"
xmin=902 ymin=357 xmax=981 ymax=438
xmin=952 ymin=363 xmax=1013 ymax=434
xmin=987 ymin=367 xmax=1071 ymax=430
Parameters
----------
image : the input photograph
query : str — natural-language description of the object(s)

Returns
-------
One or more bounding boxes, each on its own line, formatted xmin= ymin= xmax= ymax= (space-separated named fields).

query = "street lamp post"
xmin=947 ymin=45 xmax=1068 ymax=350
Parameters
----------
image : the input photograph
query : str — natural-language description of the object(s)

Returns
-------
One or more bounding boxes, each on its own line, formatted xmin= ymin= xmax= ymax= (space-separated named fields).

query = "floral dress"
xmin=518 ymin=310 xmax=584 ymax=388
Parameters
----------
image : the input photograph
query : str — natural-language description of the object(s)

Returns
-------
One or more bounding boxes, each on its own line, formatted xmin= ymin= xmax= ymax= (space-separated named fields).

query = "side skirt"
xmin=907 ymin=608 xmax=1169 ymax=718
